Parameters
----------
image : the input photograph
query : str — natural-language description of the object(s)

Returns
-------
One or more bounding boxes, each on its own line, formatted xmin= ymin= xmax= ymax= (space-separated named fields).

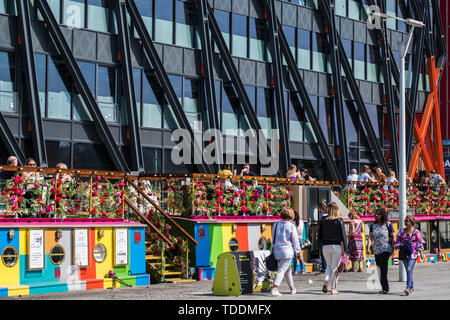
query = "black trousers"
xmin=375 ymin=252 xmax=391 ymax=292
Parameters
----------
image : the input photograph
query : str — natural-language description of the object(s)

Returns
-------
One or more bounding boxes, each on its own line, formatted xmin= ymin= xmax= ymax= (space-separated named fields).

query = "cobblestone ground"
xmin=4 ymin=262 xmax=450 ymax=300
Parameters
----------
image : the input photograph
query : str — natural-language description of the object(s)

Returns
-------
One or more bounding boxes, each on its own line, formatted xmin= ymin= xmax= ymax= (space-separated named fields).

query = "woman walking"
xmin=367 ymin=208 xmax=396 ymax=294
xmin=292 ymin=211 xmax=305 ymax=275
xmin=347 ymin=212 xmax=364 ymax=272
xmin=394 ymin=215 xmax=424 ymax=296
xmin=318 ymin=202 xmax=348 ymax=295
xmin=269 ymin=207 xmax=301 ymax=296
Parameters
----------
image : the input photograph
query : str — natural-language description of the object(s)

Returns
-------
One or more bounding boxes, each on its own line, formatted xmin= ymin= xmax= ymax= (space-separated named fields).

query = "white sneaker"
xmin=290 ymin=288 xmax=297 ymax=295
xmin=270 ymin=289 xmax=282 ymax=296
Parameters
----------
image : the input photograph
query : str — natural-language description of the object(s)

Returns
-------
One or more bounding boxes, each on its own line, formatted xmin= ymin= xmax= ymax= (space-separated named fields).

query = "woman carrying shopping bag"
xmin=318 ymin=202 xmax=348 ymax=295
xmin=269 ymin=207 xmax=301 ymax=296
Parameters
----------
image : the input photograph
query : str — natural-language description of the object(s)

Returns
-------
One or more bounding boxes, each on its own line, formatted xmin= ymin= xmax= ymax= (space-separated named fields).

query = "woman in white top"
xmin=385 ymin=170 xmax=398 ymax=191
xmin=291 ymin=211 xmax=305 ymax=275
xmin=270 ymin=207 xmax=301 ymax=297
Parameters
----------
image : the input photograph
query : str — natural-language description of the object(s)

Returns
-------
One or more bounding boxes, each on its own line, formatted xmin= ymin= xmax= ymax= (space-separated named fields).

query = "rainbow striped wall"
xmin=0 ymin=219 xmax=149 ymax=297
xmin=175 ymin=217 xmax=309 ymax=280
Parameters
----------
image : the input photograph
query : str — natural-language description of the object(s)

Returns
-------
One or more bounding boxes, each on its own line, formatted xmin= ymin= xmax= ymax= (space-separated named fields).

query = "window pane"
xmin=335 ymin=0 xmax=347 ymax=17
xmin=73 ymin=61 xmax=95 ymax=121
xmin=282 ymin=26 xmax=296 ymax=66
xmin=47 ymin=57 xmax=71 ymax=120
xmin=46 ymin=140 xmax=71 ymax=168
xmin=184 ymin=78 xmax=200 ymax=129
xmin=288 ymin=92 xmax=304 ymax=142
xmin=155 ymin=0 xmax=173 ymax=44
xmin=232 ymin=14 xmax=247 ymax=58
xmin=0 ymin=0 xmax=15 ymax=15
xmin=312 ymin=33 xmax=328 ymax=72
xmin=348 ymin=0 xmax=360 ymax=20
xmin=354 ymin=41 xmax=365 ymax=80
xmin=35 ymin=53 xmax=46 ymax=117
xmin=367 ymin=45 xmax=382 ymax=82
xmin=0 ymin=51 xmax=16 ymax=113
xmin=249 ymin=17 xmax=268 ymax=61
xmin=97 ymin=66 xmax=117 ymax=122
xmin=143 ymin=148 xmax=161 ymax=173
xmin=135 ymin=0 xmax=153 ymax=37
xmin=297 ymin=29 xmax=311 ymax=69
xmin=222 ymin=84 xmax=239 ymax=135
xmin=87 ymin=0 xmax=113 ymax=33
xmin=63 ymin=0 xmax=86 ymax=29
xmin=257 ymin=88 xmax=274 ymax=138
xmin=175 ymin=0 xmax=197 ymax=49
xmin=164 ymin=74 xmax=181 ymax=129
xmin=142 ymin=72 xmax=163 ymax=128
xmin=344 ymin=103 xmax=358 ymax=146
xmin=73 ymin=143 xmax=115 ymax=170
xmin=214 ymin=10 xmax=230 ymax=51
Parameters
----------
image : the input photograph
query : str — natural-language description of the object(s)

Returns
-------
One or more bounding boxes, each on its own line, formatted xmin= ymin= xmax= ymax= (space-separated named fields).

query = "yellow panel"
xmin=8 ymin=286 xmax=29 ymax=297
xmin=221 ymin=224 xmax=234 ymax=253
xmin=103 ymin=278 xmax=120 ymax=289
xmin=19 ymin=228 xmax=27 ymax=254
xmin=95 ymin=227 xmax=114 ymax=279
xmin=261 ymin=223 xmax=273 ymax=242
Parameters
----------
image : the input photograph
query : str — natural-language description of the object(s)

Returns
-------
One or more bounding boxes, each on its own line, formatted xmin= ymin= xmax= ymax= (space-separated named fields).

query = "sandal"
xmin=331 ymin=290 xmax=340 ymax=295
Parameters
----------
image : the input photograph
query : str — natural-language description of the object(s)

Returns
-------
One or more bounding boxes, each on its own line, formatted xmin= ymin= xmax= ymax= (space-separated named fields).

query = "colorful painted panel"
xmin=235 ymin=224 xmax=249 ymax=252
xmin=209 ymin=224 xmax=224 ymax=268
xmin=247 ymin=224 xmax=261 ymax=251
xmin=195 ymin=223 xmax=211 ymax=267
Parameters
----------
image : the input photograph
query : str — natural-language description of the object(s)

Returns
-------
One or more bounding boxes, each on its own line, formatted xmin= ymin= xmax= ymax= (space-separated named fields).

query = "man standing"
xmin=347 ymin=169 xmax=359 ymax=189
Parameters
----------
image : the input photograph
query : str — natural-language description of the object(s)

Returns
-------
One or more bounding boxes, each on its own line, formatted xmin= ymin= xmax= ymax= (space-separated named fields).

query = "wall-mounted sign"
xmin=134 ymin=231 xmax=141 ymax=244
xmin=444 ymin=156 xmax=450 ymax=174
xmin=28 ymin=229 xmax=44 ymax=270
xmin=114 ymin=228 xmax=128 ymax=266
xmin=73 ymin=229 xmax=89 ymax=267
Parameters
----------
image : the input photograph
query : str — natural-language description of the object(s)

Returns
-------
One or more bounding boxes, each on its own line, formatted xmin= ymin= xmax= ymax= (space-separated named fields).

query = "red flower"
xmin=56 ymin=197 xmax=61 ymax=204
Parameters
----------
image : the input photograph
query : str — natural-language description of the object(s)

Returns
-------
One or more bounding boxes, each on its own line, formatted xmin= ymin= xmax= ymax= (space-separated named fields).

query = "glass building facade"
xmin=0 ymin=0 xmax=441 ymax=179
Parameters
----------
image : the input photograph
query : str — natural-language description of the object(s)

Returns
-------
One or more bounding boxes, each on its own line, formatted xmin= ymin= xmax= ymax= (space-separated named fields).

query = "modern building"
xmin=0 ymin=0 xmax=446 ymax=181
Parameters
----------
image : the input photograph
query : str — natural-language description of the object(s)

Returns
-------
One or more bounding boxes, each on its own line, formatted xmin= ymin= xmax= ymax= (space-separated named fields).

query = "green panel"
xmin=212 ymin=253 xmax=242 ymax=296
xmin=209 ymin=224 xmax=224 ymax=268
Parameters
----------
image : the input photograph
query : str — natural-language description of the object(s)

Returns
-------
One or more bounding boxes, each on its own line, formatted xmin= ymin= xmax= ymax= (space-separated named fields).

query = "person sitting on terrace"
xmin=22 ymin=158 xmax=40 ymax=183
xmin=346 ymin=169 xmax=358 ymax=189
xmin=239 ymin=163 xmax=256 ymax=177
xmin=358 ymin=165 xmax=376 ymax=185
xmin=287 ymin=164 xmax=301 ymax=181
xmin=385 ymin=170 xmax=398 ymax=190
xmin=429 ymin=170 xmax=445 ymax=185
xmin=218 ymin=164 xmax=233 ymax=188
xmin=373 ymin=167 xmax=387 ymax=184
xmin=0 ymin=156 xmax=18 ymax=181
xmin=417 ymin=170 xmax=430 ymax=192
xmin=56 ymin=163 xmax=73 ymax=183
xmin=300 ymin=168 xmax=314 ymax=181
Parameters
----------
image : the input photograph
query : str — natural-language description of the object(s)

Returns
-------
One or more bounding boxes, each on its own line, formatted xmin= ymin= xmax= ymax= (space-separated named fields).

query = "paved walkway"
xmin=5 ymin=262 xmax=450 ymax=300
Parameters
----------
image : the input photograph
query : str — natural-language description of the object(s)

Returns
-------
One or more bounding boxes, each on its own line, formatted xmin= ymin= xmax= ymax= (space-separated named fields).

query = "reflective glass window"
xmin=87 ymin=0 xmax=114 ymax=33
xmin=256 ymin=88 xmax=274 ymax=138
xmin=135 ymin=0 xmax=153 ymax=38
xmin=249 ymin=17 xmax=268 ymax=61
xmin=288 ymin=92 xmax=303 ymax=142
xmin=365 ymin=104 xmax=380 ymax=139
xmin=155 ymin=0 xmax=173 ymax=44
xmin=47 ymin=57 xmax=71 ymax=120
xmin=222 ymin=83 xmax=239 ymax=136
xmin=142 ymin=72 xmax=163 ymax=129
xmin=367 ymin=45 xmax=383 ymax=82
xmin=35 ymin=54 xmax=46 ymax=117
xmin=304 ymin=96 xmax=317 ymax=143
xmin=298 ymin=29 xmax=311 ymax=70
xmin=0 ymin=51 xmax=16 ymax=113
xmin=335 ymin=0 xmax=347 ymax=17
xmin=305 ymin=0 xmax=318 ymax=9
xmin=164 ymin=74 xmax=181 ymax=129
xmin=282 ymin=26 xmax=296 ymax=66
xmin=0 ymin=0 xmax=15 ymax=15
xmin=73 ymin=143 xmax=115 ymax=170
xmin=386 ymin=0 xmax=396 ymax=30
xmin=97 ymin=66 xmax=117 ymax=122
xmin=214 ymin=10 xmax=230 ymax=51
xmin=63 ymin=0 xmax=86 ymax=29
xmin=318 ymin=97 xmax=335 ymax=144
xmin=232 ymin=13 xmax=248 ymax=58
xmin=74 ymin=60 xmax=95 ymax=121
xmin=183 ymin=78 xmax=200 ymax=129
xmin=354 ymin=41 xmax=365 ymax=80
xmin=45 ymin=140 xmax=71 ymax=168
xmin=143 ymin=148 xmax=162 ymax=174
xmin=348 ymin=0 xmax=361 ymax=20
xmin=312 ymin=33 xmax=329 ymax=73
xmin=344 ymin=103 xmax=358 ymax=146
xmin=175 ymin=0 xmax=199 ymax=49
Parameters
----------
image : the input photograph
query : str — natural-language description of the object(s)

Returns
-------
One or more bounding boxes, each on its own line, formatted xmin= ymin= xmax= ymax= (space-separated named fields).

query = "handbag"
xmin=399 ymin=231 xmax=414 ymax=260
xmin=264 ymin=222 xmax=279 ymax=272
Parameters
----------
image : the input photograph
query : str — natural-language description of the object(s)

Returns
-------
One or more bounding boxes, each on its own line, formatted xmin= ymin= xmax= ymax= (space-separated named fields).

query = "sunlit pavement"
xmin=5 ymin=262 xmax=450 ymax=300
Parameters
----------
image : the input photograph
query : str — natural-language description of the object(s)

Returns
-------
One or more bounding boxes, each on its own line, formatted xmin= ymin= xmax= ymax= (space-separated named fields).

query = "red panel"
xmin=235 ymin=224 xmax=249 ymax=252
xmin=80 ymin=228 xmax=98 ymax=290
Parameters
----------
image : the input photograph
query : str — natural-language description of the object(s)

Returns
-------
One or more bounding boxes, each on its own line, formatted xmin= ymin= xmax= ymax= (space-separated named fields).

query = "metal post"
xmin=399 ymin=27 xmax=415 ymax=282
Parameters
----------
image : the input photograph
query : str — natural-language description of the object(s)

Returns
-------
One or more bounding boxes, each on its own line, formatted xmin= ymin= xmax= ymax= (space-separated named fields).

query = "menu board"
xmin=229 ymin=251 xmax=253 ymax=294
xmin=114 ymin=228 xmax=128 ymax=266
xmin=28 ymin=229 xmax=44 ymax=270
xmin=73 ymin=229 xmax=89 ymax=267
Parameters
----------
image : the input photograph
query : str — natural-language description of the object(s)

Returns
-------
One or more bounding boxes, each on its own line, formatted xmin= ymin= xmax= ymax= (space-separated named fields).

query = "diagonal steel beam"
xmin=36 ymin=0 xmax=129 ymax=172
xmin=197 ymin=0 xmax=221 ymax=170
xmin=276 ymin=21 xmax=341 ymax=181
xmin=0 ymin=112 xmax=26 ymax=165
xmin=17 ymin=0 xmax=48 ymax=167
xmin=115 ymin=0 xmax=144 ymax=172
xmin=318 ymin=4 xmax=389 ymax=175
xmin=262 ymin=0 xmax=290 ymax=176
xmin=126 ymin=0 xmax=211 ymax=174
xmin=318 ymin=0 xmax=349 ymax=177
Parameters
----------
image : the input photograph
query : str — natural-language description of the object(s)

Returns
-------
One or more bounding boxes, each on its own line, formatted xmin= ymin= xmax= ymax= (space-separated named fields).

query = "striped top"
xmin=272 ymin=221 xmax=301 ymax=260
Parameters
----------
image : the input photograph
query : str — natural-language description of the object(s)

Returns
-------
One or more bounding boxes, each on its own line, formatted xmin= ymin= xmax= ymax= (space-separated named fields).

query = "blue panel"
xmin=0 ymin=228 xmax=20 ymax=251
xmin=135 ymin=274 xmax=150 ymax=286
xmin=129 ymin=227 xmax=146 ymax=275
xmin=20 ymin=255 xmax=58 ymax=285
xmin=194 ymin=223 xmax=211 ymax=267
xmin=0 ymin=288 xmax=8 ymax=297
xmin=29 ymin=282 xmax=68 ymax=295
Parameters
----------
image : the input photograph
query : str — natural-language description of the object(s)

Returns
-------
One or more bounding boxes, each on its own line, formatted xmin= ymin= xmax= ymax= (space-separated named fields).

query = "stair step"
xmin=146 ymin=255 xmax=161 ymax=260
xmin=163 ymin=271 xmax=183 ymax=276
xmin=147 ymin=263 xmax=177 ymax=268
xmin=165 ymin=278 xmax=196 ymax=283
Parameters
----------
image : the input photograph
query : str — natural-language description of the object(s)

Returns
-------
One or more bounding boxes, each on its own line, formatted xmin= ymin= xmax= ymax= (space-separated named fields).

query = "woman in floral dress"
xmin=347 ymin=212 xmax=364 ymax=272
xmin=394 ymin=215 xmax=424 ymax=296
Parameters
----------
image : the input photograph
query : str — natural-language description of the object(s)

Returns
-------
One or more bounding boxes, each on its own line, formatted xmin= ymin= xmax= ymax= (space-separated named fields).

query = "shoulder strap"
xmin=273 ymin=222 xmax=279 ymax=246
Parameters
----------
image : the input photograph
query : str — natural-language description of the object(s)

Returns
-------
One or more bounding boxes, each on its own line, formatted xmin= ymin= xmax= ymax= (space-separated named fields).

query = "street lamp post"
xmin=373 ymin=12 xmax=425 ymax=282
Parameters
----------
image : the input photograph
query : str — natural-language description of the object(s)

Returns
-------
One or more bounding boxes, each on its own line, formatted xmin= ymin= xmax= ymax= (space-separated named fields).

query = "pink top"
xmin=349 ymin=219 xmax=363 ymax=235
xmin=0 ymin=218 xmax=145 ymax=228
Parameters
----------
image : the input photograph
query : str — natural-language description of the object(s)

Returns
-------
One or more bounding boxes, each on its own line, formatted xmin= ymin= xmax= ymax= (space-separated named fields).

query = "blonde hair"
xmin=286 ymin=164 xmax=297 ymax=177
xmin=349 ymin=211 xmax=360 ymax=220
xmin=56 ymin=163 xmax=68 ymax=169
xmin=388 ymin=170 xmax=396 ymax=180
xmin=325 ymin=202 xmax=341 ymax=220
xmin=280 ymin=207 xmax=294 ymax=220
xmin=404 ymin=215 xmax=417 ymax=227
